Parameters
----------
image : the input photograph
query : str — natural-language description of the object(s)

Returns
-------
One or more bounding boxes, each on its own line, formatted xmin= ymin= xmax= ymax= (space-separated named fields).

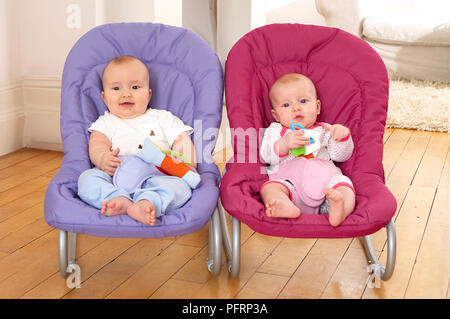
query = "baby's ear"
xmin=316 ymin=99 xmax=321 ymax=114
xmin=101 ymin=91 xmax=105 ymax=101
xmin=271 ymin=109 xmax=278 ymax=121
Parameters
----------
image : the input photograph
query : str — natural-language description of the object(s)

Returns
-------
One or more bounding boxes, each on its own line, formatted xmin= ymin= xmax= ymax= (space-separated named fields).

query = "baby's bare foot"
xmin=127 ymin=200 xmax=156 ymax=226
xmin=265 ymin=199 xmax=300 ymax=218
xmin=324 ymin=188 xmax=345 ymax=227
xmin=101 ymin=196 xmax=132 ymax=216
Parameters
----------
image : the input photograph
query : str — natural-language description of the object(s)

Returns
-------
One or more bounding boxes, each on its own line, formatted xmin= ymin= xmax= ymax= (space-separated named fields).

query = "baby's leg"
xmin=128 ymin=176 xmax=192 ymax=226
xmin=324 ymin=185 xmax=355 ymax=227
xmin=127 ymin=200 xmax=156 ymax=226
xmin=101 ymin=196 xmax=133 ymax=216
xmin=260 ymin=181 xmax=300 ymax=218
xmin=78 ymin=168 xmax=132 ymax=213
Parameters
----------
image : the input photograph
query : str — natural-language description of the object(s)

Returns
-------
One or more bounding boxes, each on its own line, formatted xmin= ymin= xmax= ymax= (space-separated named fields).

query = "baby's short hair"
xmin=273 ymin=73 xmax=308 ymax=84
xmin=269 ymin=73 xmax=317 ymax=105
xmin=107 ymin=55 xmax=143 ymax=66
xmin=102 ymin=55 xmax=149 ymax=88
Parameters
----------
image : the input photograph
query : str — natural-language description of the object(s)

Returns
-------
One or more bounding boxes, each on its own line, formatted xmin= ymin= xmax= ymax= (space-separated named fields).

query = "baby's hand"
xmin=283 ymin=130 xmax=311 ymax=149
xmin=99 ymin=148 xmax=122 ymax=176
xmin=325 ymin=124 xmax=350 ymax=141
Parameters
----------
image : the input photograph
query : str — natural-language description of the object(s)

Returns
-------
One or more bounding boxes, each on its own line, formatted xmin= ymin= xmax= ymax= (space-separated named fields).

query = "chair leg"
xmin=207 ymin=207 xmax=222 ymax=276
xmin=58 ymin=230 xmax=68 ymax=278
xmin=217 ymin=198 xmax=241 ymax=277
xmin=58 ymin=230 xmax=77 ymax=279
xmin=362 ymin=219 xmax=396 ymax=282
xmin=230 ymin=216 xmax=241 ymax=277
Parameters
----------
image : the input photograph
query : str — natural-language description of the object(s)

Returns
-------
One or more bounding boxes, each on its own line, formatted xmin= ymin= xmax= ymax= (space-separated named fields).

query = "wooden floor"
xmin=0 ymin=128 xmax=448 ymax=299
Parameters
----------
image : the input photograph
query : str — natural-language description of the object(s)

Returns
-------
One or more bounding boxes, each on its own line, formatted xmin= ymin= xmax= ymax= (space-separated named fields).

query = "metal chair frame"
xmin=58 ymin=210 xmax=223 ymax=279
xmin=218 ymin=198 xmax=396 ymax=282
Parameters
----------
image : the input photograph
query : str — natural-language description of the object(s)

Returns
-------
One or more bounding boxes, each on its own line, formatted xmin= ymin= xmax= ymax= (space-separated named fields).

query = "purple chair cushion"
xmin=44 ymin=23 xmax=223 ymax=237
xmin=221 ymin=24 xmax=396 ymax=238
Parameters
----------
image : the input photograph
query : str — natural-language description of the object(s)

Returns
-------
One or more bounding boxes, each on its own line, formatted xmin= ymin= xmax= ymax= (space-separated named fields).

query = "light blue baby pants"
xmin=78 ymin=167 xmax=192 ymax=217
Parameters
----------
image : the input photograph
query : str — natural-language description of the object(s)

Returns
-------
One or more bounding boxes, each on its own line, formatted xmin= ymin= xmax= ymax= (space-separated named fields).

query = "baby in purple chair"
xmin=260 ymin=73 xmax=356 ymax=226
xmin=78 ymin=55 xmax=197 ymax=226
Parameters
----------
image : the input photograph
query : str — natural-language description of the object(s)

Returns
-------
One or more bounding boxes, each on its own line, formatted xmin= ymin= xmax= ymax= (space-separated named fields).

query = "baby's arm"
xmin=260 ymin=130 xmax=281 ymax=165
xmin=260 ymin=124 xmax=310 ymax=165
xmin=89 ymin=131 xmax=122 ymax=176
xmin=323 ymin=124 xmax=354 ymax=162
xmin=171 ymin=132 xmax=197 ymax=169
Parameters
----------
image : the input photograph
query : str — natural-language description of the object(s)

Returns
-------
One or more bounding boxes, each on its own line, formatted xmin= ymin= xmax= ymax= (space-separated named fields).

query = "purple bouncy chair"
xmin=44 ymin=23 xmax=224 ymax=278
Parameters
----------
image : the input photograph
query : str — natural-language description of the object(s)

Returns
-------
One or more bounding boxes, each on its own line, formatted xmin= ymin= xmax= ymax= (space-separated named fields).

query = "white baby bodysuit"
xmin=89 ymin=108 xmax=193 ymax=156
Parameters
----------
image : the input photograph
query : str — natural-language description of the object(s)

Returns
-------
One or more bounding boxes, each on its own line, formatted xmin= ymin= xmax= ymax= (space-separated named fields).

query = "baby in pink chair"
xmin=259 ymin=73 xmax=355 ymax=227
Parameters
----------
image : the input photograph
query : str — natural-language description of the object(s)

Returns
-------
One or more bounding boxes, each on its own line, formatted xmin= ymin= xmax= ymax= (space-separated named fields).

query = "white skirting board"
xmin=0 ymin=76 xmax=62 ymax=156
xmin=22 ymin=76 xmax=63 ymax=152
xmin=0 ymin=80 xmax=25 ymax=156
xmin=0 ymin=115 xmax=26 ymax=156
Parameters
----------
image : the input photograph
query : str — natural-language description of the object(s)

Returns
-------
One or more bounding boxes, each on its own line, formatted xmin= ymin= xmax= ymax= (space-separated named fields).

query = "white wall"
xmin=183 ymin=0 xmax=217 ymax=50
xmin=20 ymin=0 xmax=96 ymax=77
xmin=18 ymin=0 xmax=97 ymax=152
xmin=0 ymin=0 xmax=21 ymax=82
xmin=100 ymin=0 xmax=183 ymax=26
xmin=0 ymin=0 xmax=24 ymax=155
xmin=19 ymin=0 xmax=183 ymax=78
xmin=266 ymin=0 xmax=326 ymax=25
xmin=100 ymin=0 xmax=154 ymax=24
xmin=217 ymin=0 xmax=251 ymax=62
xmin=217 ymin=0 xmax=326 ymax=63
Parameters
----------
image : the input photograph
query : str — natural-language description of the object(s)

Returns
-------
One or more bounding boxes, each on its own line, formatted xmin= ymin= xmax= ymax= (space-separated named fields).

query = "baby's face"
xmin=101 ymin=59 xmax=152 ymax=119
xmin=270 ymin=78 xmax=320 ymax=128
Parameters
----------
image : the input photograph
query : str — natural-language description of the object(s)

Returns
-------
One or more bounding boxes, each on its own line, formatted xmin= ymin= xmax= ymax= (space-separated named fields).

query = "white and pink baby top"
xmin=260 ymin=122 xmax=354 ymax=173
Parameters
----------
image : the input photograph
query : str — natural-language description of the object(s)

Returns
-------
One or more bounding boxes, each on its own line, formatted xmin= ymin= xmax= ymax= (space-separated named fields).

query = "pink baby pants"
xmin=264 ymin=157 xmax=353 ymax=214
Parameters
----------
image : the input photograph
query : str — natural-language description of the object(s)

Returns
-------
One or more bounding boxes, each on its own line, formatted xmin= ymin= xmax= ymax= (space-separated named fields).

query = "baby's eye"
xmin=282 ymin=102 xmax=290 ymax=107
xmin=131 ymin=85 xmax=139 ymax=90
xmin=300 ymin=99 xmax=307 ymax=103
xmin=112 ymin=86 xmax=120 ymax=91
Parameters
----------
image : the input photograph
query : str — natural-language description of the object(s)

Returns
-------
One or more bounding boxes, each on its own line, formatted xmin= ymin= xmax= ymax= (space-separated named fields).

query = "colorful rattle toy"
xmin=289 ymin=123 xmax=319 ymax=157
xmin=137 ymin=139 xmax=201 ymax=189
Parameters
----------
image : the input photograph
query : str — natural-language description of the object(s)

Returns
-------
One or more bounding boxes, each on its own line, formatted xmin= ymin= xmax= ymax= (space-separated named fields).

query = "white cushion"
xmin=362 ymin=13 xmax=450 ymax=46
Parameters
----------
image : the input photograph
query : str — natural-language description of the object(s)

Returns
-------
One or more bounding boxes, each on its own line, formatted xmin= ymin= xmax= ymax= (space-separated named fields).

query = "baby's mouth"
xmin=120 ymin=102 xmax=134 ymax=107
xmin=294 ymin=115 xmax=304 ymax=121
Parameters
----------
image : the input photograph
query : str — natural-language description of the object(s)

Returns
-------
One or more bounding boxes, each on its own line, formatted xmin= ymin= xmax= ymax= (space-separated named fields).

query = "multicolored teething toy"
xmin=289 ymin=123 xmax=316 ymax=157
xmin=113 ymin=139 xmax=201 ymax=193
xmin=137 ymin=139 xmax=201 ymax=189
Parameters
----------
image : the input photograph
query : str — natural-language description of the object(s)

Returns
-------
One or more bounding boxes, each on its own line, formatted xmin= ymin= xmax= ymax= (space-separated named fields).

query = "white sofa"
xmin=316 ymin=0 xmax=450 ymax=82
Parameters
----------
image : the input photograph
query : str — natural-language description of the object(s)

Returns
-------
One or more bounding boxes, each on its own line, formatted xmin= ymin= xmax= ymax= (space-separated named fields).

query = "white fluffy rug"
xmin=387 ymin=79 xmax=450 ymax=133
